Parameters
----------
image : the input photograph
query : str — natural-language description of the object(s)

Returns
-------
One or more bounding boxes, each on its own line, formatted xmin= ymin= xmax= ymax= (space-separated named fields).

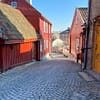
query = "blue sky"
xmin=32 ymin=0 xmax=88 ymax=32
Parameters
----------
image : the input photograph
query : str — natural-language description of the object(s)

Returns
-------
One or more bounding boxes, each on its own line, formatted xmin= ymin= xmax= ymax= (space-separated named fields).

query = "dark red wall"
xmin=2 ymin=0 xmax=52 ymax=59
xmin=0 ymin=42 xmax=35 ymax=72
xmin=40 ymin=17 xmax=52 ymax=55
xmin=70 ymin=9 xmax=83 ymax=58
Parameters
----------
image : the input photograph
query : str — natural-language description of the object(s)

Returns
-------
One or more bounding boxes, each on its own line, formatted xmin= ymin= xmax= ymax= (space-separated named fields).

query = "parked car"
xmin=58 ymin=47 xmax=63 ymax=53
xmin=62 ymin=46 xmax=69 ymax=57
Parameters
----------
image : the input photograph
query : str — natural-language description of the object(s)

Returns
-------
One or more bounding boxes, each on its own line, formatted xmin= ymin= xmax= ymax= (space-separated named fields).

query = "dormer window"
xmin=11 ymin=1 xmax=17 ymax=8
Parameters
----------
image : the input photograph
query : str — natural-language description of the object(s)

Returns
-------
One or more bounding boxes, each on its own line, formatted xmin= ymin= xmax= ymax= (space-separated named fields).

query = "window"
xmin=44 ymin=21 xmax=46 ymax=32
xmin=11 ymin=1 xmax=17 ymax=8
xmin=44 ymin=21 xmax=49 ymax=33
xmin=76 ymin=15 xmax=78 ymax=25
xmin=40 ymin=41 xmax=43 ymax=52
xmin=76 ymin=38 xmax=80 ymax=50
xmin=49 ymin=24 xmax=51 ymax=33
xmin=46 ymin=40 xmax=48 ymax=48
xmin=44 ymin=40 xmax=48 ymax=49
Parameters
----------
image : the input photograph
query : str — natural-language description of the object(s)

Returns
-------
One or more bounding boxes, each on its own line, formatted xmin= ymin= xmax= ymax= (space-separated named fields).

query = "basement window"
xmin=11 ymin=1 xmax=17 ymax=8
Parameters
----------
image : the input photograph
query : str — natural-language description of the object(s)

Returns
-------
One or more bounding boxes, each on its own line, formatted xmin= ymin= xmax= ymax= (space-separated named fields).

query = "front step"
xmin=79 ymin=71 xmax=95 ymax=82
xmin=86 ymin=70 xmax=100 ymax=81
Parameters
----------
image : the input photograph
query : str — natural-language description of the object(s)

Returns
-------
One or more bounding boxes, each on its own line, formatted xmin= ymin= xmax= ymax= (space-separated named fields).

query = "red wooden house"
xmin=1 ymin=0 xmax=52 ymax=59
xmin=0 ymin=3 xmax=39 ymax=72
xmin=70 ymin=8 xmax=87 ymax=62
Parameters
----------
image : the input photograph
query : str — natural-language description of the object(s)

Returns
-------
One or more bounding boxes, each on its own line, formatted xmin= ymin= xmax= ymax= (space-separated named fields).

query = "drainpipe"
xmin=83 ymin=0 xmax=91 ymax=70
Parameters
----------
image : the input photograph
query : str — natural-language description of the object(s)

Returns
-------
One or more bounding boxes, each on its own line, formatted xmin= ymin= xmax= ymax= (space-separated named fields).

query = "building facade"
xmin=0 ymin=3 xmax=38 ymax=72
xmin=59 ymin=29 xmax=70 ymax=45
xmin=70 ymin=8 xmax=87 ymax=62
xmin=1 ymin=0 xmax=52 ymax=60
xmin=86 ymin=0 xmax=100 ymax=73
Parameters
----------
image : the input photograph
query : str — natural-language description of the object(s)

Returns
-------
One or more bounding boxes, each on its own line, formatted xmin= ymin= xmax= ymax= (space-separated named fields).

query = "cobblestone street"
xmin=0 ymin=53 xmax=100 ymax=100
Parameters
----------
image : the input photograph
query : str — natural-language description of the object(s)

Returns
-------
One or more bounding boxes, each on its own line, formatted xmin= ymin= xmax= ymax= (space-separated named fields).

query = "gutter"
xmin=83 ymin=0 xmax=91 ymax=70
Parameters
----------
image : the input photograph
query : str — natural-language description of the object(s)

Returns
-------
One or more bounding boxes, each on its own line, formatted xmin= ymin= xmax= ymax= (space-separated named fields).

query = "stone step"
xmin=79 ymin=72 xmax=95 ymax=82
xmin=86 ymin=70 xmax=100 ymax=81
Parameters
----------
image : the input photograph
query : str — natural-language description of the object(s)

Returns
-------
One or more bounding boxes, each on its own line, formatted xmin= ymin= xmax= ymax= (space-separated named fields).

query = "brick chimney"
xmin=26 ymin=0 xmax=32 ymax=5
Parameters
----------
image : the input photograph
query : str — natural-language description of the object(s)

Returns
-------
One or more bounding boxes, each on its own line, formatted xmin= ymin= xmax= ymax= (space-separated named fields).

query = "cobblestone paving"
xmin=0 ymin=56 xmax=100 ymax=100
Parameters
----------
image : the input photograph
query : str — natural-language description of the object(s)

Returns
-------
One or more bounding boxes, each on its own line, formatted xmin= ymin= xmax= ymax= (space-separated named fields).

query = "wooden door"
xmin=32 ymin=42 xmax=35 ymax=60
xmin=93 ymin=17 xmax=100 ymax=73
xmin=34 ymin=41 xmax=40 ymax=61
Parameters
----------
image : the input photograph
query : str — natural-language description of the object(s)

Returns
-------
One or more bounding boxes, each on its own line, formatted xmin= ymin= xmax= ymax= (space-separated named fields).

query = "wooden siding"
xmin=40 ymin=18 xmax=52 ymax=55
xmin=70 ymin=9 xmax=84 ymax=58
xmin=0 ymin=42 xmax=36 ymax=72
xmin=1 ymin=0 xmax=52 ymax=59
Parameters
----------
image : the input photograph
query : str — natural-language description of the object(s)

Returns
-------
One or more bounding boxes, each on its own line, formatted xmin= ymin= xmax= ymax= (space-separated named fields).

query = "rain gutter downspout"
xmin=83 ymin=0 xmax=91 ymax=70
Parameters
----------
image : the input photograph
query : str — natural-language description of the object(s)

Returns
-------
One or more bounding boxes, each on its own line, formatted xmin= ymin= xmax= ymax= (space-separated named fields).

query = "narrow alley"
xmin=0 ymin=53 xmax=100 ymax=100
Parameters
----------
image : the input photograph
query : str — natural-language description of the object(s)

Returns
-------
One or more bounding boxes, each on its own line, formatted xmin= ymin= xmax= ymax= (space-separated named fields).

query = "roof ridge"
xmin=77 ymin=7 xmax=88 ymax=9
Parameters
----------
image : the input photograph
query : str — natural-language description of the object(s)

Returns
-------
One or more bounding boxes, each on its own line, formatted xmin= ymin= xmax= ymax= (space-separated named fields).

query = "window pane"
xmin=11 ymin=2 xmax=17 ymax=8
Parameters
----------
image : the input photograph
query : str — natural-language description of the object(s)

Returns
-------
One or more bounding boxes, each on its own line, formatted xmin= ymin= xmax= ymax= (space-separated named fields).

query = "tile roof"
xmin=60 ymin=29 xmax=70 ymax=34
xmin=78 ymin=8 xmax=88 ymax=22
xmin=0 ymin=3 xmax=38 ymax=40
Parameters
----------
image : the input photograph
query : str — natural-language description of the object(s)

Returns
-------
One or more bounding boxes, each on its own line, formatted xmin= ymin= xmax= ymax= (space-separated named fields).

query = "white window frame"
xmin=44 ymin=40 xmax=46 ymax=50
xmin=46 ymin=40 xmax=48 ymax=48
xmin=44 ymin=21 xmax=49 ymax=33
xmin=44 ymin=21 xmax=46 ymax=32
xmin=40 ymin=41 xmax=43 ymax=52
xmin=49 ymin=24 xmax=51 ymax=34
xmin=76 ymin=38 xmax=80 ymax=50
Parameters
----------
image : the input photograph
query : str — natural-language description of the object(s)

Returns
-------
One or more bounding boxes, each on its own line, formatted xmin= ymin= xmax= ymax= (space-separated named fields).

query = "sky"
xmin=32 ymin=0 xmax=88 ymax=32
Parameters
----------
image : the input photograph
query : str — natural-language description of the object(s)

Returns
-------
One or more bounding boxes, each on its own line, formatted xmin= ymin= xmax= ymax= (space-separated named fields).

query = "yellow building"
xmin=85 ymin=0 xmax=100 ymax=73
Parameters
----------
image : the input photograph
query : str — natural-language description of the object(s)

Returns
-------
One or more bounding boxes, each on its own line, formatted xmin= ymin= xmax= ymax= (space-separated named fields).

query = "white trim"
xmin=44 ymin=21 xmax=46 ymax=32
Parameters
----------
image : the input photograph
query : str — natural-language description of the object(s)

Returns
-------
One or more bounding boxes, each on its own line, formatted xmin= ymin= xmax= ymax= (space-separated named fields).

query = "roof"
xmin=25 ymin=1 xmax=52 ymax=24
xmin=78 ymin=8 xmax=88 ymax=22
xmin=18 ymin=1 xmax=52 ymax=25
xmin=0 ymin=3 xmax=38 ymax=40
xmin=60 ymin=29 xmax=70 ymax=34
xmin=41 ymin=15 xmax=52 ymax=25
xmin=24 ymin=0 xmax=52 ymax=25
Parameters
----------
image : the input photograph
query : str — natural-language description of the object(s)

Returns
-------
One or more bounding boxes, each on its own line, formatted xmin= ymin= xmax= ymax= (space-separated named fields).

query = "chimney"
xmin=26 ymin=0 xmax=32 ymax=5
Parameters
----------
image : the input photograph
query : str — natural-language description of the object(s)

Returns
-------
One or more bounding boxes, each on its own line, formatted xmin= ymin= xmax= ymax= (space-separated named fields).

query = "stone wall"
xmin=87 ymin=0 xmax=100 ymax=69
